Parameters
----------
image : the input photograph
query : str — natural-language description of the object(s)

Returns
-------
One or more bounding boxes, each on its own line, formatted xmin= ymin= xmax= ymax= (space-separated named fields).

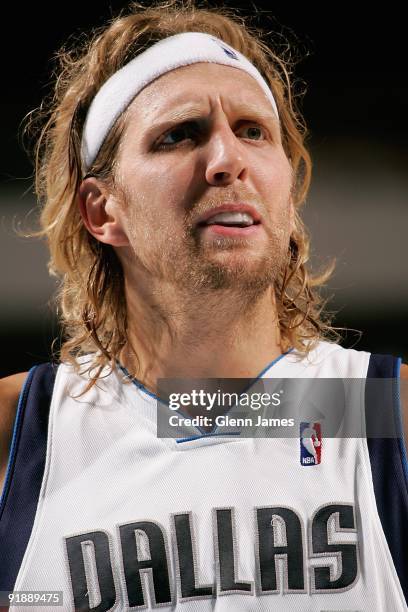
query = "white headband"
xmin=81 ymin=31 xmax=279 ymax=172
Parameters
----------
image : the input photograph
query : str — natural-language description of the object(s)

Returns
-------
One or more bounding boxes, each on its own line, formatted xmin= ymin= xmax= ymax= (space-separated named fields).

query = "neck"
xmin=119 ymin=280 xmax=284 ymax=394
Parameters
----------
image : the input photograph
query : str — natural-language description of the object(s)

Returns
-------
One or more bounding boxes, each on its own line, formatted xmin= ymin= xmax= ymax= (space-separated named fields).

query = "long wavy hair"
xmin=22 ymin=0 xmax=338 ymax=393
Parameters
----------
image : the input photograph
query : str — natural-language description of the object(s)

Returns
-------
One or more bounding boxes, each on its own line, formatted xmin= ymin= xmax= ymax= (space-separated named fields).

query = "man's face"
xmin=112 ymin=62 xmax=294 ymax=296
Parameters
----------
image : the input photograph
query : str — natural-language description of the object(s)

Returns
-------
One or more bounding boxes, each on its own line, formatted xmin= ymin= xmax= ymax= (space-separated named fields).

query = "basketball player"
xmin=0 ymin=2 xmax=407 ymax=610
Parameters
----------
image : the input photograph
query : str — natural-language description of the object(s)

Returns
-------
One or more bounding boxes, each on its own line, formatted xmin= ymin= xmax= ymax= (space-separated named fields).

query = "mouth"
xmin=195 ymin=204 xmax=262 ymax=237
xmin=197 ymin=223 xmax=262 ymax=238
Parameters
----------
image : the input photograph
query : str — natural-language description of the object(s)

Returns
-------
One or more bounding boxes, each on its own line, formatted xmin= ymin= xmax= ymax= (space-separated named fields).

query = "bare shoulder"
xmin=0 ymin=371 xmax=29 ymax=412
xmin=400 ymin=364 xmax=408 ymax=452
xmin=400 ymin=364 xmax=408 ymax=378
xmin=0 ymin=371 xmax=29 ymax=492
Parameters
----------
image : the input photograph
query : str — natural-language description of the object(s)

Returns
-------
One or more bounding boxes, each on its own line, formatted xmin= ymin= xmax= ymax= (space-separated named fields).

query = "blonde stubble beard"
xmin=119 ymin=188 xmax=292 ymax=314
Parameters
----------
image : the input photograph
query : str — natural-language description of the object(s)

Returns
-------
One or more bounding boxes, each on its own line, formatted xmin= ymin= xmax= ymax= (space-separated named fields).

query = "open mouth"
xmin=197 ymin=211 xmax=261 ymax=230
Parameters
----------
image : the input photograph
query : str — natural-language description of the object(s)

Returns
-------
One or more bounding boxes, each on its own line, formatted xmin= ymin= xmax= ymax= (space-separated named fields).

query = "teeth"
xmin=206 ymin=212 xmax=254 ymax=226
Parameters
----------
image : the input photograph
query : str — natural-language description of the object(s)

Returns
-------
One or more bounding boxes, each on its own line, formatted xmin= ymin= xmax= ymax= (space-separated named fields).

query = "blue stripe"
xmin=117 ymin=348 xmax=294 ymax=442
xmin=366 ymin=353 xmax=408 ymax=605
xmin=176 ymin=431 xmax=241 ymax=444
xmin=255 ymin=347 xmax=294 ymax=378
xmin=394 ymin=357 xmax=408 ymax=486
xmin=0 ymin=362 xmax=56 ymax=590
xmin=0 ymin=365 xmax=37 ymax=514
xmin=116 ymin=362 xmax=160 ymax=402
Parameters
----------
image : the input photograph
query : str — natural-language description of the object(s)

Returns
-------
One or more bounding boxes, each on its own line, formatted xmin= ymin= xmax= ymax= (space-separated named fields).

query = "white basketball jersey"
xmin=1 ymin=340 xmax=407 ymax=611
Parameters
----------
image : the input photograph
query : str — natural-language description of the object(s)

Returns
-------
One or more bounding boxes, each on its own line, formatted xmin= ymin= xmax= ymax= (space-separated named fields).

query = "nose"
xmin=205 ymin=123 xmax=247 ymax=186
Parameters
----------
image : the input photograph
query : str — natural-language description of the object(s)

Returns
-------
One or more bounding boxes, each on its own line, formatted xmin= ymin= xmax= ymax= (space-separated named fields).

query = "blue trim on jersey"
xmin=0 ymin=366 xmax=36 ymax=512
xmin=176 ymin=431 xmax=242 ymax=444
xmin=0 ymin=362 xmax=57 ymax=591
xmin=394 ymin=357 xmax=408 ymax=486
xmin=116 ymin=348 xmax=294 ymax=442
xmin=116 ymin=362 xmax=160 ymax=402
xmin=366 ymin=353 xmax=408 ymax=605
xmin=254 ymin=347 xmax=294 ymax=378
xmin=116 ymin=361 xmax=214 ymax=438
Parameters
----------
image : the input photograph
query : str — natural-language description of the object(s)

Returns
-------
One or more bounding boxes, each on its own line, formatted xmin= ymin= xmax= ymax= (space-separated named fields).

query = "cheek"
xmin=126 ymin=158 xmax=196 ymax=213
xmin=254 ymin=153 xmax=292 ymax=205
xmin=121 ymin=183 xmax=181 ymax=244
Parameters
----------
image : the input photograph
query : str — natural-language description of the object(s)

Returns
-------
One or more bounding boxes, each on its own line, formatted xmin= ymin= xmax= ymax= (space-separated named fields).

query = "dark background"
xmin=0 ymin=1 xmax=407 ymax=377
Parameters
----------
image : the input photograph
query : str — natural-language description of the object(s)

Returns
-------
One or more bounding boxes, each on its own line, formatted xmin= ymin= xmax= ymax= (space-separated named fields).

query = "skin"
xmin=0 ymin=372 xmax=29 ymax=491
xmin=0 ymin=63 xmax=407 ymax=493
xmin=78 ymin=63 xmax=295 ymax=392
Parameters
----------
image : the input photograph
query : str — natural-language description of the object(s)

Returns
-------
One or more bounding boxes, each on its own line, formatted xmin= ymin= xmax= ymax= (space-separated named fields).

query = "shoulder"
xmin=0 ymin=372 xmax=29 ymax=490
xmin=399 ymin=364 xmax=408 ymax=454
xmin=0 ymin=372 xmax=29 ymax=420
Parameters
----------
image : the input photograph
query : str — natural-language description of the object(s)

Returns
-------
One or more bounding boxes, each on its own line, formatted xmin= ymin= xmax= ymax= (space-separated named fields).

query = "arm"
xmin=0 ymin=372 xmax=29 ymax=494
xmin=400 ymin=364 xmax=408 ymax=454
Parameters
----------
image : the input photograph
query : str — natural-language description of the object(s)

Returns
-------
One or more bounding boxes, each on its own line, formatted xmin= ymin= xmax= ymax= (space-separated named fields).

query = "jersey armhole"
xmin=365 ymin=353 xmax=408 ymax=605
xmin=0 ymin=362 xmax=57 ymax=590
xmin=394 ymin=357 xmax=408 ymax=488
xmin=0 ymin=365 xmax=37 ymax=513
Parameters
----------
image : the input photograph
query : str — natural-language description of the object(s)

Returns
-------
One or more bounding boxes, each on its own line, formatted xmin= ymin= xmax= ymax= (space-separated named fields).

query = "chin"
xmin=187 ymin=257 xmax=279 ymax=293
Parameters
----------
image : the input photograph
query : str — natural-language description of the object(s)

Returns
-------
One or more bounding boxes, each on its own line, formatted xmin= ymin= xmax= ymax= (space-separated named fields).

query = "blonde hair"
xmin=23 ymin=0 xmax=338 ymax=393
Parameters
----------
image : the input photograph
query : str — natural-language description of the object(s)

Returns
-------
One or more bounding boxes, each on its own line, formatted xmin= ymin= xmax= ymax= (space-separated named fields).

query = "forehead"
xmin=125 ymin=62 xmax=277 ymax=122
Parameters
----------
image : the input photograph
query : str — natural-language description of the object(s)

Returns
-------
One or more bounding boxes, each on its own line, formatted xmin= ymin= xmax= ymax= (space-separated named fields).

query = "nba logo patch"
xmin=300 ymin=421 xmax=322 ymax=466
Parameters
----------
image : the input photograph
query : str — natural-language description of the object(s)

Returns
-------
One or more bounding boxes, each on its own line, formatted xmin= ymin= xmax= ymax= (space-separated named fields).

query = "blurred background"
xmin=0 ymin=1 xmax=407 ymax=377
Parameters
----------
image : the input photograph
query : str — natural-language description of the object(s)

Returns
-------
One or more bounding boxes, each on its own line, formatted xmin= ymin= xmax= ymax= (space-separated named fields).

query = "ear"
xmin=77 ymin=177 xmax=130 ymax=247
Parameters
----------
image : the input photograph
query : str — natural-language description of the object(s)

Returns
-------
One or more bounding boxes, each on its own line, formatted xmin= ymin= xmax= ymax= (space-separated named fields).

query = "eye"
xmin=154 ymin=120 xmax=268 ymax=151
xmin=238 ymin=124 xmax=267 ymax=141
xmin=155 ymin=122 xmax=199 ymax=149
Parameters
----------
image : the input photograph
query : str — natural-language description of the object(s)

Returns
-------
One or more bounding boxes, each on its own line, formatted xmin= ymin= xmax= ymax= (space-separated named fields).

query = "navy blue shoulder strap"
xmin=1 ymin=356 xmax=407 ymax=600
xmin=0 ymin=362 xmax=57 ymax=590
xmin=365 ymin=353 xmax=408 ymax=604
